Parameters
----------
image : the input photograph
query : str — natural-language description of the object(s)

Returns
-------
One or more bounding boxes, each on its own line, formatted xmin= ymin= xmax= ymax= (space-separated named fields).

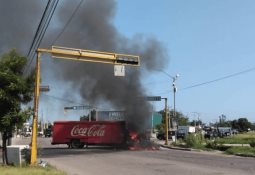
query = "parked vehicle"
xmin=203 ymin=127 xmax=235 ymax=139
xmin=21 ymin=129 xmax=32 ymax=137
xmin=217 ymin=127 xmax=232 ymax=137
xmin=232 ymin=129 xmax=239 ymax=135
xmin=44 ymin=128 xmax=52 ymax=137
xmin=38 ymin=131 xmax=44 ymax=137
xmin=156 ymin=131 xmax=176 ymax=140
xmin=51 ymin=121 xmax=127 ymax=148
xmin=177 ymin=126 xmax=196 ymax=139
xmin=204 ymin=129 xmax=218 ymax=139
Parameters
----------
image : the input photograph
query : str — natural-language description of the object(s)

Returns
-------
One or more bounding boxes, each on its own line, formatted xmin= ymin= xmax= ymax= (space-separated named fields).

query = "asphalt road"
xmin=4 ymin=137 xmax=255 ymax=175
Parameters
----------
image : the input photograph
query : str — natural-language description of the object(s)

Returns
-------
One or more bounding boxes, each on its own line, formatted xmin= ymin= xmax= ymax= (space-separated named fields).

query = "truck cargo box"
xmin=51 ymin=121 xmax=127 ymax=148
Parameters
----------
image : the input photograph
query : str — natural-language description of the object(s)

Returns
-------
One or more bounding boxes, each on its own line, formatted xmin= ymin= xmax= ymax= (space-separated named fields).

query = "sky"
xmin=114 ymin=0 xmax=255 ymax=123
xmin=1 ymin=0 xmax=255 ymax=124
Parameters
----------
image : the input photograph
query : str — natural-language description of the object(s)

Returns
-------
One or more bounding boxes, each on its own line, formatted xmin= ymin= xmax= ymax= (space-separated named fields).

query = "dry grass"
xmin=0 ymin=165 xmax=66 ymax=175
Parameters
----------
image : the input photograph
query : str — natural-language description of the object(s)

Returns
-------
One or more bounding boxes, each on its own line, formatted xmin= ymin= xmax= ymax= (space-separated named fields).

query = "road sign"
xmin=145 ymin=96 xmax=162 ymax=101
xmin=39 ymin=85 xmax=50 ymax=92
xmin=114 ymin=65 xmax=125 ymax=76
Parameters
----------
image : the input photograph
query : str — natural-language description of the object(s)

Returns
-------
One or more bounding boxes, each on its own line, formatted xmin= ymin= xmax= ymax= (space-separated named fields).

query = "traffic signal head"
xmin=116 ymin=55 xmax=140 ymax=66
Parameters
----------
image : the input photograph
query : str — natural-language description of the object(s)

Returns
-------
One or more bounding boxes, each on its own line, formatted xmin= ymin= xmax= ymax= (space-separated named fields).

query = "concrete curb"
xmin=159 ymin=144 xmax=192 ymax=151
xmin=233 ymin=153 xmax=255 ymax=158
xmin=159 ymin=143 xmax=255 ymax=158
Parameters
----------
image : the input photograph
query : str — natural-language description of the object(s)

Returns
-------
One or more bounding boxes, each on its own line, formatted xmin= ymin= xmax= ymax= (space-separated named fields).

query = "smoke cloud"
xmin=0 ymin=0 xmax=168 ymax=132
xmin=0 ymin=0 xmax=44 ymax=54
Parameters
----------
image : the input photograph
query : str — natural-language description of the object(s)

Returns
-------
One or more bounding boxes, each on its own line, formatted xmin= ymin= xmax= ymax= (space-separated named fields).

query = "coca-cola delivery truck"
xmin=51 ymin=121 xmax=127 ymax=148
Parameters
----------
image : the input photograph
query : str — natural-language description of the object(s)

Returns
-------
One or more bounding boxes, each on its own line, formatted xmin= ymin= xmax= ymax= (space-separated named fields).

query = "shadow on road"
xmin=39 ymin=146 xmax=130 ymax=158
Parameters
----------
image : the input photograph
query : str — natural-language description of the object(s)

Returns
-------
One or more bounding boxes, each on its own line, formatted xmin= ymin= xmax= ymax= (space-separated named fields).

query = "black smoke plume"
xmin=0 ymin=0 xmax=168 ymax=132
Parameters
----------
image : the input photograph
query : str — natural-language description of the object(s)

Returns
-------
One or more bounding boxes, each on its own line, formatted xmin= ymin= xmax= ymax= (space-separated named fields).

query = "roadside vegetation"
xmin=225 ymin=147 xmax=255 ymax=156
xmin=216 ymin=132 xmax=255 ymax=144
xmin=174 ymin=132 xmax=255 ymax=157
xmin=0 ymin=50 xmax=34 ymax=164
xmin=155 ymin=109 xmax=255 ymax=157
xmin=0 ymin=165 xmax=66 ymax=175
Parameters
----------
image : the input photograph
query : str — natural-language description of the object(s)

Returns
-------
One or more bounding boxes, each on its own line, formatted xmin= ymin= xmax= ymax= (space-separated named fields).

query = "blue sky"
xmin=33 ymin=0 xmax=255 ymax=124
xmin=113 ymin=0 xmax=255 ymax=123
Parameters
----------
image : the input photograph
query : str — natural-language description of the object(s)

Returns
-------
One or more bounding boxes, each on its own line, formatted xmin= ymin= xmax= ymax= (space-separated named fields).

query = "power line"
xmin=27 ymin=0 xmax=59 ymax=71
xmin=41 ymin=94 xmax=84 ymax=106
xmin=51 ymin=0 xmax=84 ymax=45
xmin=41 ymin=94 xmax=111 ymax=110
xmin=26 ymin=0 xmax=56 ymax=64
xmin=24 ymin=0 xmax=59 ymax=75
xmin=26 ymin=0 xmax=51 ymax=59
xmin=181 ymin=66 xmax=255 ymax=90
xmin=145 ymin=66 xmax=255 ymax=95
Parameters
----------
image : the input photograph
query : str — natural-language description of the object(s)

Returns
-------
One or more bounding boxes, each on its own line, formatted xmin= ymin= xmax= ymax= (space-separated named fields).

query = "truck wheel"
xmin=70 ymin=139 xmax=82 ymax=149
xmin=78 ymin=143 xmax=85 ymax=148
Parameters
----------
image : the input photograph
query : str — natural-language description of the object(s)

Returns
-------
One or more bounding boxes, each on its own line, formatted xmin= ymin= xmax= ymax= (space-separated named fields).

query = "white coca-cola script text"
xmin=71 ymin=125 xmax=105 ymax=137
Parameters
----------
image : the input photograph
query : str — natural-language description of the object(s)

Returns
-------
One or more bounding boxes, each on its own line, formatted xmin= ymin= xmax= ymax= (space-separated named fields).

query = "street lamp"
xmin=152 ymin=70 xmax=179 ymax=143
xmin=172 ymin=74 xmax=179 ymax=129
xmin=158 ymin=71 xmax=179 ymax=130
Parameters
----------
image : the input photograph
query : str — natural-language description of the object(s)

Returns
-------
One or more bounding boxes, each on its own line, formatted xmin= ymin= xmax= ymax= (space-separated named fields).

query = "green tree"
xmin=170 ymin=110 xmax=189 ymax=126
xmin=251 ymin=123 xmax=255 ymax=131
xmin=0 ymin=50 xmax=34 ymax=164
xmin=157 ymin=109 xmax=188 ymax=131
xmin=231 ymin=119 xmax=239 ymax=129
xmin=190 ymin=120 xmax=203 ymax=127
xmin=237 ymin=118 xmax=252 ymax=132
xmin=231 ymin=118 xmax=252 ymax=132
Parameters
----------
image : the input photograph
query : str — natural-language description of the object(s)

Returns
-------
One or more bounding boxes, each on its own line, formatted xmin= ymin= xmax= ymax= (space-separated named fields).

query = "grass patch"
xmin=0 ymin=165 xmax=66 ymax=175
xmin=225 ymin=147 xmax=255 ymax=157
xmin=216 ymin=132 xmax=255 ymax=144
xmin=176 ymin=132 xmax=255 ymax=156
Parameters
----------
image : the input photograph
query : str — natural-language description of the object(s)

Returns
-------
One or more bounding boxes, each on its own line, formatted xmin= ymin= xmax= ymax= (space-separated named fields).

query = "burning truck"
xmin=51 ymin=120 xmax=158 ymax=150
xmin=51 ymin=121 xmax=127 ymax=148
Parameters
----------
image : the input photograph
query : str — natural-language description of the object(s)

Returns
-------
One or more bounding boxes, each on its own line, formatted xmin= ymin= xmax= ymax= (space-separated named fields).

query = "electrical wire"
xmin=24 ymin=0 xmax=59 ymax=75
xmin=145 ymin=66 xmax=255 ymax=95
xmin=41 ymin=93 xmax=84 ymax=106
xmin=26 ymin=0 xmax=55 ymax=66
xmin=51 ymin=0 xmax=84 ymax=45
xmin=181 ymin=66 xmax=255 ymax=90
xmin=41 ymin=94 xmax=111 ymax=111
xmin=31 ymin=0 xmax=59 ymax=57
xmin=27 ymin=0 xmax=59 ymax=70
xmin=26 ymin=0 xmax=51 ymax=59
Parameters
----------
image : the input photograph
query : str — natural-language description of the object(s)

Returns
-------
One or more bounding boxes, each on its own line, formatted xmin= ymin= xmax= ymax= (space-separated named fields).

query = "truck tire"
xmin=78 ymin=143 xmax=85 ymax=148
xmin=70 ymin=139 xmax=83 ymax=149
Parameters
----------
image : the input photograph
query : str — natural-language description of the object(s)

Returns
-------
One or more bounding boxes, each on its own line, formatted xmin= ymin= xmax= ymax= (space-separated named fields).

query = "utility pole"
xmin=172 ymin=75 xmax=178 ymax=125
xmin=30 ymin=51 xmax=40 ymax=165
xmin=161 ymin=98 xmax=168 ymax=145
xmin=172 ymin=74 xmax=179 ymax=143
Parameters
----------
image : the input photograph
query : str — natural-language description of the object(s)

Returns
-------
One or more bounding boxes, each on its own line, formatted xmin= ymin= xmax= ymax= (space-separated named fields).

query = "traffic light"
xmin=116 ymin=55 xmax=139 ymax=66
xmin=49 ymin=46 xmax=140 ymax=66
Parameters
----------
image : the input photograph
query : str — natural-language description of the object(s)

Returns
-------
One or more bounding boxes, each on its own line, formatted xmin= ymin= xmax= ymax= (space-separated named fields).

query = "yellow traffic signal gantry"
xmin=30 ymin=46 xmax=140 ymax=165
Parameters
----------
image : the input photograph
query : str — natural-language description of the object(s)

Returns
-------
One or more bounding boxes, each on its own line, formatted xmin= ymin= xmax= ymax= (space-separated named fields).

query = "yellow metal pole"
xmin=30 ymin=51 xmax=41 ymax=165
xmin=164 ymin=98 xmax=168 ymax=145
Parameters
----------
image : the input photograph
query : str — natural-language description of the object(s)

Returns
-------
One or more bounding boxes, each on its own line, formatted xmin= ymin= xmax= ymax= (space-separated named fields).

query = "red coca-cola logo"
xmin=71 ymin=125 xmax=105 ymax=137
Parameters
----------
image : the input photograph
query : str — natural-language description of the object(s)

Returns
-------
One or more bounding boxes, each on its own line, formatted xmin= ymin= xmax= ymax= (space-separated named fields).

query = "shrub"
xmin=205 ymin=140 xmax=217 ymax=149
xmin=250 ymin=140 xmax=255 ymax=147
xmin=184 ymin=133 xmax=204 ymax=148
